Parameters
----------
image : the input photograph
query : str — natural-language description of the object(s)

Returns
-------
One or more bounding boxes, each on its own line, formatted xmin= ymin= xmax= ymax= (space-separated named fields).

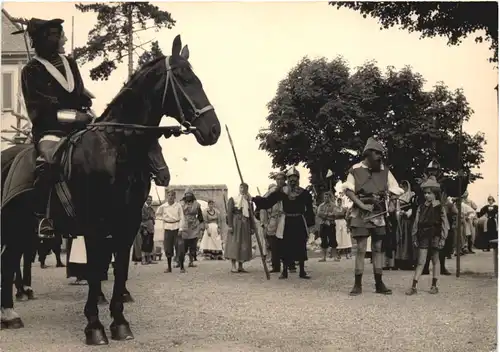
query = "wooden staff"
xmin=225 ymin=124 xmax=270 ymax=280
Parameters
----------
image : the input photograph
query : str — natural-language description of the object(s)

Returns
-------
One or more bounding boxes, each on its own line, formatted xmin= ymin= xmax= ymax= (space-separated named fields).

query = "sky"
xmin=3 ymin=1 xmax=498 ymax=207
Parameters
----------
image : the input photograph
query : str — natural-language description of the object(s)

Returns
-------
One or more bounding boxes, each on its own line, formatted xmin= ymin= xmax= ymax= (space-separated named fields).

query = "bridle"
xmin=161 ymin=55 xmax=214 ymax=132
xmin=90 ymin=55 xmax=214 ymax=135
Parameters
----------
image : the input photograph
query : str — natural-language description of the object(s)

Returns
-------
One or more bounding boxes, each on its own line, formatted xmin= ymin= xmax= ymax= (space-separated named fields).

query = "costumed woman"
xmin=225 ymin=183 xmax=254 ymax=273
xmin=334 ymin=197 xmax=352 ymax=259
xmin=476 ymin=196 xmax=498 ymax=251
xmin=394 ymin=180 xmax=416 ymax=270
xmin=406 ymin=176 xmax=449 ymax=295
xmin=200 ymin=200 xmax=224 ymax=260
xmin=253 ymin=167 xmax=315 ymax=279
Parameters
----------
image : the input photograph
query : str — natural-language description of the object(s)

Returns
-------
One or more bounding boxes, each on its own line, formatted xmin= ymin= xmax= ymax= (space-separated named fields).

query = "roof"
xmin=2 ymin=9 xmax=31 ymax=54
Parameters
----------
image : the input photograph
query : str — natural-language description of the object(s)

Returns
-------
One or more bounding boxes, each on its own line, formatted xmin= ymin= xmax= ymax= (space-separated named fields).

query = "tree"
xmin=74 ymin=2 xmax=175 ymax=80
xmin=256 ymin=57 xmax=486 ymax=194
xmin=329 ymin=2 xmax=498 ymax=64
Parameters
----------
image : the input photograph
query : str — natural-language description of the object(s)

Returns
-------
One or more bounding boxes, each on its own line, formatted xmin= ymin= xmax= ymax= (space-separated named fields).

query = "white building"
xmin=1 ymin=9 xmax=32 ymax=150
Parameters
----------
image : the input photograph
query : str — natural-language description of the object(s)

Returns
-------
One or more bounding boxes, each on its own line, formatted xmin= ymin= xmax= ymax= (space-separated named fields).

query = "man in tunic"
xmin=179 ymin=189 xmax=204 ymax=268
xmin=260 ymin=172 xmax=286 ymax=273
xmin=225 ymin=183 xmax=254 ymax=272
xmin=140 ymin=196 xmax=156 ymax=264
xmin=419 ymin=160 xmax=469 ymax=275
xmin=316 ymin=192 xmax=338 ymax=262
xmin=156 ymin=189 xmax=185 ymax=272
xmin=342 ymin=137 xmax=404 ymax=296
xmin=253 ymin=167 xmax=315 ymax=279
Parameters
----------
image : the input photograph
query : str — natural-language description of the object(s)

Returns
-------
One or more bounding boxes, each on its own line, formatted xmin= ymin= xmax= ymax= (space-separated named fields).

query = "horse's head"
xmin=101 ymin=35 xmax=220 ymax=146
xmin=160 ymin=35 xmax=220 ymax=146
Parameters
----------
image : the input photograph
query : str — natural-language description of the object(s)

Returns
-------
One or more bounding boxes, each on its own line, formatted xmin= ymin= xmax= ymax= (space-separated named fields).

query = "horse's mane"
xmin=96 ymin=56 xmax=167 ymax=122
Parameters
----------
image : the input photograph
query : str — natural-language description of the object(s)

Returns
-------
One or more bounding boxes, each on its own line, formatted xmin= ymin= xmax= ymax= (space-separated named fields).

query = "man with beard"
xmin=253 ymin=167 xmax=315 ymax=279
xmin=140 ymin=196 xmax=157 ymax=265
xmin=419 ymin=160 xmax=469 ymax=275
xmin=260 ymin=172 xmax=286 ymax=273
xmin=342 ymin=137 xmax=404 ymax=296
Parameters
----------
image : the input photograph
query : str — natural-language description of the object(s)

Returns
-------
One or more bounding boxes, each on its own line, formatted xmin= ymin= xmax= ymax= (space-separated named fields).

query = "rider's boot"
xmin=34 ymin=140 xmax=59 ymax=239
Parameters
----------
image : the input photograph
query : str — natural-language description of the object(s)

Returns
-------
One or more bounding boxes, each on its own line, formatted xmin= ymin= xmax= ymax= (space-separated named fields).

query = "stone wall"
xmin=164 ymin=184 xmax=229 ymax=238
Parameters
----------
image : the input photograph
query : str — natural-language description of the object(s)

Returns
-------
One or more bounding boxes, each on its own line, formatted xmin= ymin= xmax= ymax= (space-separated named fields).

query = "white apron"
xmin=69 ymin=236 xmax=115 ymax=264
xmin=200 ymin=223 xmax=223 ymax=252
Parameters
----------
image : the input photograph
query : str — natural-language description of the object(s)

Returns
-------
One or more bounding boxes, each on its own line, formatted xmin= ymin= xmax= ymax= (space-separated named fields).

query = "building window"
xmin=2 ymin=72 xmax=14 ymax=111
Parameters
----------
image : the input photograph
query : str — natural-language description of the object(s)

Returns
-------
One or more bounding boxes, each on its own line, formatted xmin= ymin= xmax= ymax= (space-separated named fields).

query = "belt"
xmin=164 ymin=220 xmax=180 ymax=223
xmin=285 ymin=213 xmax=302 ymax=217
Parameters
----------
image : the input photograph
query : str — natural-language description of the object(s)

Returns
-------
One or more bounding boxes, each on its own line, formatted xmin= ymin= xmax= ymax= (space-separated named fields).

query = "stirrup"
xmin=38 ymin=218 xmax=55 ymax=239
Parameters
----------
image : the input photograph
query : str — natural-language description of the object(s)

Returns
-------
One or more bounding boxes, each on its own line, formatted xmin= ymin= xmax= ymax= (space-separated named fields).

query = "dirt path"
xmin=1 ymin=251 xmax=496 ymax=352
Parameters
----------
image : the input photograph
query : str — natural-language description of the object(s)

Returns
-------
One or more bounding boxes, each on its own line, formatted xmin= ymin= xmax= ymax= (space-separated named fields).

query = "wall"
xmin=163 ymin=184 xmax=229 ymax=237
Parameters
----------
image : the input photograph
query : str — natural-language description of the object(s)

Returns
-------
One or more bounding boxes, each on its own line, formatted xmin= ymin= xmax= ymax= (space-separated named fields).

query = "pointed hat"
xmin=363 ymin=137 xmax=384 ymax=154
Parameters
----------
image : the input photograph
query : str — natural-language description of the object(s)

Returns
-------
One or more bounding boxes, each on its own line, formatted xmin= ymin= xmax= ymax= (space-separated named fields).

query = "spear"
xmin=225 ymin=124 xmax=270 ymax=280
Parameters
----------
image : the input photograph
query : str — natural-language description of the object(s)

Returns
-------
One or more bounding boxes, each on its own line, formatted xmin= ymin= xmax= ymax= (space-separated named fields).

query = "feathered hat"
xmin=12 ymin=18 xmax=64 ymax=48
xmin=420 ymin=176 xmax=440 ymax=191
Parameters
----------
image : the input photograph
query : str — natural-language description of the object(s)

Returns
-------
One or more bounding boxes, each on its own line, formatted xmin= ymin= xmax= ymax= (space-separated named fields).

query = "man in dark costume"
xmin=18 ymin=18 xmax=95 ymax=238
xmin=18 ymin=17 xmax=171 ymax=239
xmin=342 ymin=137 xmax=404 ymax=296
xmin=253 ymin=167 xmax=315 ymax=279
xmin=419 ymin=160 xmax=469 ymax=276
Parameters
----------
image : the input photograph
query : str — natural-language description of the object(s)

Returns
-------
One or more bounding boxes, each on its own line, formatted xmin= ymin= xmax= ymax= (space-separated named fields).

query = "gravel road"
xmin=1 ymin=251 xmax=496 ymax=352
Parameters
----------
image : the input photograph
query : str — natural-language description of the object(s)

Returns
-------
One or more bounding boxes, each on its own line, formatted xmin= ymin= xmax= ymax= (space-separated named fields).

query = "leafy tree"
xmin=329 ymin=2 xmax=498 ymax=64
xmin=257 ymin=57 xmax=485 ymax=193
xmin=74 ymin=2 xmax=175 ymax=80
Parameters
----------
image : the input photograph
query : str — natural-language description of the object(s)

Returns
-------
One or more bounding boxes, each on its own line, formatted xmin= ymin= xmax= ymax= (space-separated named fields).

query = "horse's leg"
xmin=1 ymin=241 xmax=24 ymax=328
xmin=109 ymin=240 xmax=134 ymax=341
xmin=22 ymin=235 xmax=36 ymax=300
xmin=121 ymin=247 xmax=134 ymax=303
xmin=83 ymin=235 xmax=108 ymax=345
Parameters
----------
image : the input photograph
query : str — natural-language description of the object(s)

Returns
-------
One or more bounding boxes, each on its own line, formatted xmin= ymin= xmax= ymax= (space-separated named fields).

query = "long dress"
xmin=253 ymin=187 xmax=315 ymax=263
xmin=394 ymin=210 xmax=416 ymax=269
xmin=199 ymin=208 xmax=223 ymax=258
xmin=224 ymin=196 xmax=253 ymax=262
xmin=334 ymin=206 xmax=351 ymax=250
xmin=476 ymin=204 xmax=498 ymax=249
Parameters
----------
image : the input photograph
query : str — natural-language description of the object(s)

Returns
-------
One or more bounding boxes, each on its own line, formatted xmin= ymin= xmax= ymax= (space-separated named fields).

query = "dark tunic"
xmin=21 ymin=55 xmax=91 ymax=143
xmin=140 ymin=204 xmax=156 ymax=253
xmin=412 ymin=202 xmax=446 ymax=250
xmin=253 ymin=187 xmax=315 ymax=262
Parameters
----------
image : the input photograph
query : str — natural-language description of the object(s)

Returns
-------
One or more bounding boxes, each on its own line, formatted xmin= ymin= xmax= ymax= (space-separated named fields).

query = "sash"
xmin=33 ymin=54 xmax=75 ymax=93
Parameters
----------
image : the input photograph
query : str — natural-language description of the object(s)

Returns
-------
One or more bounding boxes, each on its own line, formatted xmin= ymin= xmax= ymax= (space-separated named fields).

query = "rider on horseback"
xmin=18 ymin=18 xmax=95 ymax=237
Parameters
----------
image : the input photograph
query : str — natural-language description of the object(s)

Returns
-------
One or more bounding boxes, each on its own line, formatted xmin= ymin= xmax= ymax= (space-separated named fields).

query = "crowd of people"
xmin=19 ymin=136 xmax=498 ymax=299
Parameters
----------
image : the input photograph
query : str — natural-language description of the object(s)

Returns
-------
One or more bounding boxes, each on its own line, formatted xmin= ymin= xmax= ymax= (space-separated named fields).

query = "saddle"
xmin=2 ymin=130 xmax=86 ymax=218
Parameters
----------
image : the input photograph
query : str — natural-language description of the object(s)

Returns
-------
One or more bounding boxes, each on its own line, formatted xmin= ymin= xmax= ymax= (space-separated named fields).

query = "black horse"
xmin=1 ymin=35 xmax=220 ymax=345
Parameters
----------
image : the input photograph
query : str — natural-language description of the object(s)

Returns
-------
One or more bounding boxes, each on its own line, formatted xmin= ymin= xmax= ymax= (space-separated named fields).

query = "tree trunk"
xmin=127 ymin=7 xmax=134 ymax=79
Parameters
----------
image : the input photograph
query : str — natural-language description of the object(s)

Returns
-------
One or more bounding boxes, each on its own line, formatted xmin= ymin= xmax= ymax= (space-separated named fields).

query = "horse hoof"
xmin=1 ymin=317 xmax=24 ymax=329
xmin=85 ymin=327 xmax=109 ymax=345
xmin=122 ymin=294 xmax=134 ymax=303
xmin=97 ymin=295 xmax=108 ymax=306
xmin=110 ymin=323 xmax=134 ymax=341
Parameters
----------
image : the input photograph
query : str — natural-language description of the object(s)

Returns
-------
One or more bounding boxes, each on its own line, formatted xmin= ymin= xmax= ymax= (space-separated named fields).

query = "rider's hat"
xmin=12 ymin=18 xmax=64 ymax=38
